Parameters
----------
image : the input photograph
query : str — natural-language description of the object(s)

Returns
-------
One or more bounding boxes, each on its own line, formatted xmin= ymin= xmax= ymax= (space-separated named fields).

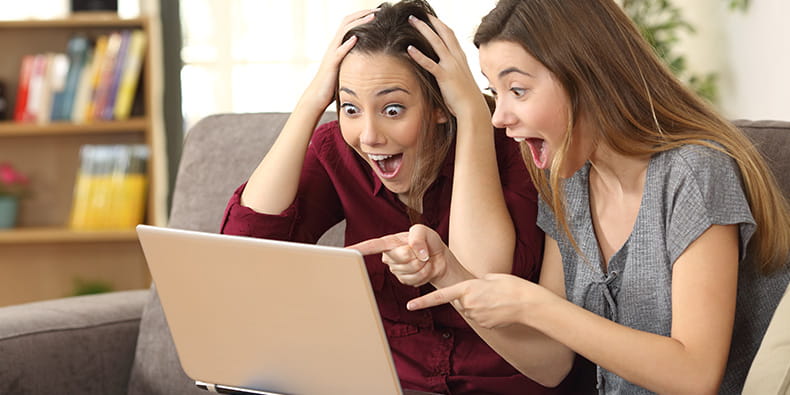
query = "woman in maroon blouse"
xmin=221 ymin=1 xmax=589 ymax=393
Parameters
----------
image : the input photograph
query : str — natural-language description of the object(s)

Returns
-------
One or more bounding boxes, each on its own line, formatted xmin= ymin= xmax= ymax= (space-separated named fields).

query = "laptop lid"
xmin=136 ymin=225 xmax=403 ymax=395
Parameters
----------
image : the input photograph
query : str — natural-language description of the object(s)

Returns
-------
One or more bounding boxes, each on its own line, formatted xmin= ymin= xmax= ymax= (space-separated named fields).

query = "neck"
xmin=588 ymin=145 xmax=650 ymax=195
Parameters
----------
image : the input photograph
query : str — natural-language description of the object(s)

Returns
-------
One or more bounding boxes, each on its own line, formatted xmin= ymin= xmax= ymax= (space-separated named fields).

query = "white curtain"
xmin=179 ymin=0 xmax=497 ymax=130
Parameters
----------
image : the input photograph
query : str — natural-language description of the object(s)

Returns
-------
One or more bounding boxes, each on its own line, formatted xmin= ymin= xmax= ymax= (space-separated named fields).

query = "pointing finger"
xmin=347 ymin=232 xmax=409 ymax=256
xmin=406 ymin=281 xmax=468 ymax=311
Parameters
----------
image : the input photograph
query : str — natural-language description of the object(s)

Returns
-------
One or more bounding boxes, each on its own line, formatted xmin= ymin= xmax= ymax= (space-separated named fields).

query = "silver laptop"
xmin=136 ymin=225 xmax=404 ymax=395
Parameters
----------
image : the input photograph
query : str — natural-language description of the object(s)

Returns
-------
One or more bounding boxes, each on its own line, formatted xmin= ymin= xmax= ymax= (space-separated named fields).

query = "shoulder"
xmin=662 ymin=142 xmax=737 ymax=177
xmin=492 ymin=128 xmax=526 ymax=167
xmin=493 ymin=128 xmax=519 ymax=154
xmin=310 ymin=120 xmax=346 ymax=155
xmin=654 ymin=142 xmax=744 ymax=197
xmin=312 ymin=119 xmax=341 ymax=143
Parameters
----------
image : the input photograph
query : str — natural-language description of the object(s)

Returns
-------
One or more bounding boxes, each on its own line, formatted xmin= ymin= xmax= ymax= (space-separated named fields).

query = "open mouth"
xmin=524 ymin=138 xmax=548 ymax=169
xmin=368 ymin=153 xmax=404 ymax=179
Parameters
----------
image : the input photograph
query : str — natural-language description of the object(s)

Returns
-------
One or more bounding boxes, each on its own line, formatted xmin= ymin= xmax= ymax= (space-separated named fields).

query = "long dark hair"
xmin=340 ymin=0 xmax=456 ymax=224
xmin=474 ymin=0 xmax=790 ymax=272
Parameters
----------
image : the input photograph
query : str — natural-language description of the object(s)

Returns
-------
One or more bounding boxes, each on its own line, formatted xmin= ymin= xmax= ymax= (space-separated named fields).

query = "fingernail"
xmin=406 ymin=302 xmax=416 ymax=310
xmin=417 ymin=249 xmax=429 ymax=262
xmin=408 ymin=15 xmax=416 ymax=22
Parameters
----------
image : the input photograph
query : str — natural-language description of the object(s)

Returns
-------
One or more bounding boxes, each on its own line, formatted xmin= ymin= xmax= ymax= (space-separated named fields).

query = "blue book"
xmin=55 ymin=35 xmax=91 ymax=121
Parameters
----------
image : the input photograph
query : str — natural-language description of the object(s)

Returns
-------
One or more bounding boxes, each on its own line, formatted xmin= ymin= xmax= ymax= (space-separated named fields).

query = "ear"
xmin=433 ymin=107 xmax=449 ymax=124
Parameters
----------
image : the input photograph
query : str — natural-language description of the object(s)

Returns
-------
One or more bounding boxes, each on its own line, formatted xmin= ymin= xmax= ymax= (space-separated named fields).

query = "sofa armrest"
xmin=0 ymin=289 xmax=149 ymax=395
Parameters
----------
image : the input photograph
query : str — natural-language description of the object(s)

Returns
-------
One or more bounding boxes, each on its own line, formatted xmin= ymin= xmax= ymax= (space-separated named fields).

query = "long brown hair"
xmin=340 ymin=0 xmax=456 ymax=223
xmin=474 ymin=0 xmax=790 ymax=272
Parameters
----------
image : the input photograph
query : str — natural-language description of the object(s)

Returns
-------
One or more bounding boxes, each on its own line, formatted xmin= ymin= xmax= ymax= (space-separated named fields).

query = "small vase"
xmin=0 ymin=196 xmax=19 ymax=229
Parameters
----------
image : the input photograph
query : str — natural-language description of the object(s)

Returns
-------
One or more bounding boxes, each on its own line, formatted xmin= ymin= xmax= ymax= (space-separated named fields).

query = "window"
xmin=179 ymin=0 xmax=497 ymax=130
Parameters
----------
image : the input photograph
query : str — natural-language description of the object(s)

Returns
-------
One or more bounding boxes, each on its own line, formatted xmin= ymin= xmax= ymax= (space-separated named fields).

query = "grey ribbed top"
xmin=537 ymin=144 xmax=790 ymax=394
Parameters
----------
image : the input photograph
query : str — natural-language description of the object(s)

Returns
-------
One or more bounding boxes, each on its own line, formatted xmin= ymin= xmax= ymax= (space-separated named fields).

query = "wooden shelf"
xmin=0 ymin=14 xmax=160 ymax=306
xmin=0 ymin=17 xmax=146 ymax=29
xmin=0 ymin=227 xmax=139 ymax=244
xmin=0 ymin=118 xmax=147 ymax=136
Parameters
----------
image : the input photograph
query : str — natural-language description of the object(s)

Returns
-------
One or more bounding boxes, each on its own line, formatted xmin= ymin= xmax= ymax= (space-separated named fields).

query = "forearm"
xmin=448 ymin=100 xmax=515 ymax=275
xmin=241 ymin=96 xmax=327 ymax=214
xmin=465 ymin=319 xmax=576 ymax=387
xmin=530 ymin=297 xmax=726 ymax=394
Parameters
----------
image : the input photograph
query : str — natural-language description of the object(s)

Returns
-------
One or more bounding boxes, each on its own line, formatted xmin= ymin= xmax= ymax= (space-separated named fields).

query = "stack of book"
xmin=69 ymin=144 xmax=149 ymax=230
xmin=13 ymin=29 xmax=147 ymax=124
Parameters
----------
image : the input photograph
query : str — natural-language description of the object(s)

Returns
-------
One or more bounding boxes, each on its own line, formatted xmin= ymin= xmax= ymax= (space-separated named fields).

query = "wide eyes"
xmin=383 ymin=104 xmax=404 ymax=118
xmin=510 ymin=87 xmax=527 ymax=97
xmin=485 ymin=86 xmax=528 ymax=99
xmin=341 ymin=103 xmax=359 ymax=116
xmin=340 ymin=103 xmax=405 ymax=118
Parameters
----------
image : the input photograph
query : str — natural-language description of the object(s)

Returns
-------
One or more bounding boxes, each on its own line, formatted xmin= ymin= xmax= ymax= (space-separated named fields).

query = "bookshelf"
xmin=0 ymin=16 xmax=163 ymax=306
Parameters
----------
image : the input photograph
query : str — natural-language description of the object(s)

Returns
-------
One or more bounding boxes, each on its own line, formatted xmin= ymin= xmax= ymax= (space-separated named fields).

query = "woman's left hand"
xmin=406 ymin=273 xmax=557 ymax=329
xmin=407 ymin=14 xmax=488 ymax=117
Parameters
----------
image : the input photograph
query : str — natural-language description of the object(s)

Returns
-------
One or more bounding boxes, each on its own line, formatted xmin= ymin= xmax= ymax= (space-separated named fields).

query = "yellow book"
xmin=69 ymin=145 xmax=102 ymax=229
xmin=68 ymin=146 xmax=92 ymax=229
xmin=70 ymin=144 xmax=149 ymax=230
xmin=113 ymin=30 xmax=147 ymax=121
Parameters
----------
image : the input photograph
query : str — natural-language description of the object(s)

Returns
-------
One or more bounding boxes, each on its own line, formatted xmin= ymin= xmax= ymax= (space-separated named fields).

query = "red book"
xmin=13 ymin=55 xmax=35 ymax=122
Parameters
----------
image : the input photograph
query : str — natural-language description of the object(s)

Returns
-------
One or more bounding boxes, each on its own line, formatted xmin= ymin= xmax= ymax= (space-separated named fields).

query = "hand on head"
xmin=307 ymin=9 xmax=378 ymax=108
xmin=406 ymin=14 xmax=490 ymax=118
xmin=348 ymin=224 xmax=454 ymax=288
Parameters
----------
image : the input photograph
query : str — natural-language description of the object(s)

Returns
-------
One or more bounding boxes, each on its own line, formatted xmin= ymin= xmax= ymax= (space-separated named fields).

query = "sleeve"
xmin=537 ymin=195 xmax=560 ymax=242
xmin=495 ymin=131 xmax=544 ymax=281
xmin=665 ymin=145 xmax=756 ymax=265
xmin=220 ymin=122 xmax=345 ymax=243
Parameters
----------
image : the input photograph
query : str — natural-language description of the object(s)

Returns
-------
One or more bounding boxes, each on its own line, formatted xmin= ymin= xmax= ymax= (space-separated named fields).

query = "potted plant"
xmin=0 ymin=162 xmax=30 ymax=229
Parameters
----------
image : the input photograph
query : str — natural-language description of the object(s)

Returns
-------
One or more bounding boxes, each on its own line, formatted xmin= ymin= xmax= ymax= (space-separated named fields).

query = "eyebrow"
xmin=481 ymin=67 xmax=533 ymax=80
xmin=339 ymin=87 xmax=411 ymax=97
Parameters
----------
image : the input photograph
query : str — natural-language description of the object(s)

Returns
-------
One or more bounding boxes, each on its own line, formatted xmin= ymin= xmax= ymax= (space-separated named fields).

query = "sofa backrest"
xmin=167 ymin=112 xmax=344 ymax=245
xmin=167 ymin=117 xmax=790 ymax=235
xmin=734 ymin=119 xmax=790 ymax=198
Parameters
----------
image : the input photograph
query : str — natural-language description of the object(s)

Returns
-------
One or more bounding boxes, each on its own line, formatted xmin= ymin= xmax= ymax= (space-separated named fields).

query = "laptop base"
xmin=195 ymin=381 xmax=287 ymax=395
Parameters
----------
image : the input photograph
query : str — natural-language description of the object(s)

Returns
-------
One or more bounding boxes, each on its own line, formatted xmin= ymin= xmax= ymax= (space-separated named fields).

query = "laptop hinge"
xmin=196 ymin=381 xmax=218 ymax=392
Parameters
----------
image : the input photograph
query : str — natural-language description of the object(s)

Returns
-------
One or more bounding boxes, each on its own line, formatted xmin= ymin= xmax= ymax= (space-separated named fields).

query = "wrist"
xmin=431 ymin=251 xmax=475 ymax=289
xmin=521 ymin=285 xmax=563 ymax=328
xmin=294 ymin=92 xmax=333 ymax=118
xmin=453 ymin=95 xmax=492 ymax=126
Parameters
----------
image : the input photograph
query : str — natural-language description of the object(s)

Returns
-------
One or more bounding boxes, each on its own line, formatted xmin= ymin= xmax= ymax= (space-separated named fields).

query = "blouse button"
xmin=442 ymin=331 xmax=452 ymax=339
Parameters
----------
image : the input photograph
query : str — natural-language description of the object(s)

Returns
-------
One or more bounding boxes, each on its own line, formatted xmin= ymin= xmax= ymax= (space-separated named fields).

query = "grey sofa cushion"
xmin=0 ymin=290 xmax=147 ymax=395
xmin=128 ymin=113 xmax=342 ymax=395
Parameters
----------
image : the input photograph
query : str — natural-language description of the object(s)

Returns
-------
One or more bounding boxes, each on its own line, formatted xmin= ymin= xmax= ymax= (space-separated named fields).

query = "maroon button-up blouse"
xmin=221 ymin=121 xmax=591 ymax=394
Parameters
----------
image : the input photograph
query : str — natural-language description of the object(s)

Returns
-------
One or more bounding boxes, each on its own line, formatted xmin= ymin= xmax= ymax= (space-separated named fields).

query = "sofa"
xmin=0 ymin=114 xmax=788 ymax=394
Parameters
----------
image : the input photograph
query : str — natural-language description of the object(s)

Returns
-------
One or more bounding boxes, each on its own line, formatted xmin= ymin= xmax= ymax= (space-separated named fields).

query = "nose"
xmin=491 ymin=98 xmax=515 ymax=129
xmin=359 ymin=116 xmax=386 ymax=147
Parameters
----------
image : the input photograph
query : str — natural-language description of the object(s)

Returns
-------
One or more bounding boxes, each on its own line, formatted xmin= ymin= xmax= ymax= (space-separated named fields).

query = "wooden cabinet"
xmin=0 ymin=16 xmax=164 ymax=306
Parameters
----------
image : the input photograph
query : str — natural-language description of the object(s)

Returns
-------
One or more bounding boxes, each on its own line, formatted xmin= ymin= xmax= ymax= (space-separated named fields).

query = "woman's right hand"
xmin=348 ymin=224 xmax=474 ymax=289
xmin=302 ymin=9 xmax=377 ymax=110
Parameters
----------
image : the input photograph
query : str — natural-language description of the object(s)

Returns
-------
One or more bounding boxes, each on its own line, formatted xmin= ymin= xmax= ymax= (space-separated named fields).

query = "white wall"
xmin=679 ymin=0 xmax=790 ymax=121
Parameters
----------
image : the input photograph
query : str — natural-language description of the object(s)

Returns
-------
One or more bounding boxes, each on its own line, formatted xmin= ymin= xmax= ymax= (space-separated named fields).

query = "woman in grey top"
xmin=352 ymin=0 xmax=790 ymax=393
